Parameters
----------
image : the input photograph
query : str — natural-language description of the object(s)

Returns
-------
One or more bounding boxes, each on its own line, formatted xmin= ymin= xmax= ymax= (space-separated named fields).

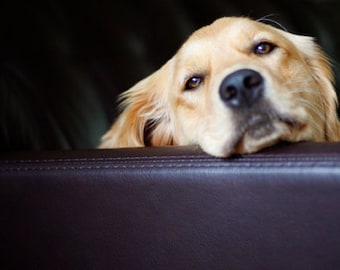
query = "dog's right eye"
xmin=185 ymin=76 xmax=204 ymax=90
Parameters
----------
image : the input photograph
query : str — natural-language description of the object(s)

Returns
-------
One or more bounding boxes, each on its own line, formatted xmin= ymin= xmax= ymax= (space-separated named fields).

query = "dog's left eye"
xmin=254 ymin=42 xmax=277 ymax=55
xmin=185 ymin=76 xmax=204 ymax=90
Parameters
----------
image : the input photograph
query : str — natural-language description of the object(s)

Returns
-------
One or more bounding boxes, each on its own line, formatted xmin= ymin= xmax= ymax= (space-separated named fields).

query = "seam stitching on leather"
xmin=1 ymin=154 xmax=339 ymax=164
xmin=1 ymin=161 xmax=340 ymax=172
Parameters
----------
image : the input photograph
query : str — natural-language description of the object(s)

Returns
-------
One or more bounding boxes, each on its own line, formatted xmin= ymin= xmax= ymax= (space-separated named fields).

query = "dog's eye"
xmin=185 ymin=76 xmax=203 ymax=90
xmin=254 ymin=42 xmax=276 ymax=55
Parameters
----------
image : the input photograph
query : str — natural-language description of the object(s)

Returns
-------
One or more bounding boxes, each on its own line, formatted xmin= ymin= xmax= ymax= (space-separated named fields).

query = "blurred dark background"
xmin=1 ymin=0 xmax=339 ymax=151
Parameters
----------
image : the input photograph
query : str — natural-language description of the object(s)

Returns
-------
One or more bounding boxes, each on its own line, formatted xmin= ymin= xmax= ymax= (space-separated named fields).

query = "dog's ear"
xmin=99 ymin=59 xmax=175 ymax=148
xmin=293 ymin=35 xmax=340 ymax=141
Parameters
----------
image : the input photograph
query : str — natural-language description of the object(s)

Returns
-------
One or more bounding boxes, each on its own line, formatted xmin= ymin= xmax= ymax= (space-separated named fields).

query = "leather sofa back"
xmin=1 ymin=142 xmax=340 ymax=269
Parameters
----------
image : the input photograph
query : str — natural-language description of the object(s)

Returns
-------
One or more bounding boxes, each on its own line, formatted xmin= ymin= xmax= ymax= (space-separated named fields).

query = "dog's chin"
xmin=204 ymin=113 xmax=299 ymax=157
xmin=233 ymin=113 xmax=280 ymax=151
xmin=234 ymin=123 xmax=285 ymax=155
xmin=234 ymin=112 xmax=302 ymax=155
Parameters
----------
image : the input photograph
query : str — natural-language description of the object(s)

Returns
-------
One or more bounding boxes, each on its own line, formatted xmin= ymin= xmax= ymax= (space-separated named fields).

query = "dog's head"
xmin=101 ymin=17 xmax=339 ymax=157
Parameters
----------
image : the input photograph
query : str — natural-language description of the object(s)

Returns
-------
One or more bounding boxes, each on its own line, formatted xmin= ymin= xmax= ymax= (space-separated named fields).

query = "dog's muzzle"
xmin=219 ymin=69 xmax=264 ymax=108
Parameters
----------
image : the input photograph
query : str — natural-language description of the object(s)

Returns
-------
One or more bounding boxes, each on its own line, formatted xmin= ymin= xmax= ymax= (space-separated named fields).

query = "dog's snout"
xmin=219 ymin=69 xmax=264 ymax=108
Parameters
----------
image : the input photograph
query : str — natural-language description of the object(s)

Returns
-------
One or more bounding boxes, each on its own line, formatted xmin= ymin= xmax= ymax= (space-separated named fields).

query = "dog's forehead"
xmin=180 ymin=17 xmax=286 ymax=53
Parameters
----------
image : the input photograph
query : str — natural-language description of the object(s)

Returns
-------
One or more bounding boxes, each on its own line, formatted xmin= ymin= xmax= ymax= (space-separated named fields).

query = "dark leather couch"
xmin=2 ymin=143 xmax=340 ymax=269
xmin=1 ymin=0 xmax=340 ymax=269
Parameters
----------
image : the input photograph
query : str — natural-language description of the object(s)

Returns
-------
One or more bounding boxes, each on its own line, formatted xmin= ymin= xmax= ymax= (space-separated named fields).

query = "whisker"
xmin=256 ymin=15 xmax=288 ymax=32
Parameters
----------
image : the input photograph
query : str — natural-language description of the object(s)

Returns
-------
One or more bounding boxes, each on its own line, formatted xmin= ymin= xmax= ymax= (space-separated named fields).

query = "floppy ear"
xmin=293 ymin=35 xmax=340 ymax=141
xmin=99 ymin=59 xmax=176 ymax=148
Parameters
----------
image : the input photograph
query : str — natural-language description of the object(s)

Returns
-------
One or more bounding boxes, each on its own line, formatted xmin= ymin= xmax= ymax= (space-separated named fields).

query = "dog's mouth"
xmin=243 ymin=113 xmax=276 ymax=139
xmin=230 ymin=110 xmax=301 ymax=154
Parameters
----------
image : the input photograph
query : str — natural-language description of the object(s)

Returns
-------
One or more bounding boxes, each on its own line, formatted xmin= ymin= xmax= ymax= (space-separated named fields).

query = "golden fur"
xmin=100 ymin=17 xmax=340 ymax=157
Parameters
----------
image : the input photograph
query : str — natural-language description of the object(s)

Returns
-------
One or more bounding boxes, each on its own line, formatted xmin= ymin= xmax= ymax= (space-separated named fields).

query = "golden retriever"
xmin=100 ymin=16 xmax=340 ymax=157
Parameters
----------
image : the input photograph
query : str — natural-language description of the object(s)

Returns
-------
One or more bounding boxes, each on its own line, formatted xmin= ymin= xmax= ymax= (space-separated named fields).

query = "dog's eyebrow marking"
xmin=257 ymin=15 xmax=288 ymax=32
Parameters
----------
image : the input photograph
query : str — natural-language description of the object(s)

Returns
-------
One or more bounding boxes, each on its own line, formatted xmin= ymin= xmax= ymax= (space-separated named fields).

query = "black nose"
xmin=219 ymin=69 xmax=264 ymax=108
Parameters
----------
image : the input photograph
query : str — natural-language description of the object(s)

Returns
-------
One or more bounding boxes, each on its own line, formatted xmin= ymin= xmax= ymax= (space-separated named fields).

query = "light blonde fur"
xmin=100 ymin=17 xmax=340 ymax=157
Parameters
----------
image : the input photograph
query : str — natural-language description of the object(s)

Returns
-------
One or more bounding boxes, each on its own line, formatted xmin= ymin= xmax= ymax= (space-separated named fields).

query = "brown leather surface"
xmin=1 ymin=142 xmax=340 ymax=269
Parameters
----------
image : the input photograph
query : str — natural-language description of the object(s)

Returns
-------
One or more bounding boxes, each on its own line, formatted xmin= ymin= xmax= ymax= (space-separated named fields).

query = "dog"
xmin=99 ymin=16 xmax=340 ymax=157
